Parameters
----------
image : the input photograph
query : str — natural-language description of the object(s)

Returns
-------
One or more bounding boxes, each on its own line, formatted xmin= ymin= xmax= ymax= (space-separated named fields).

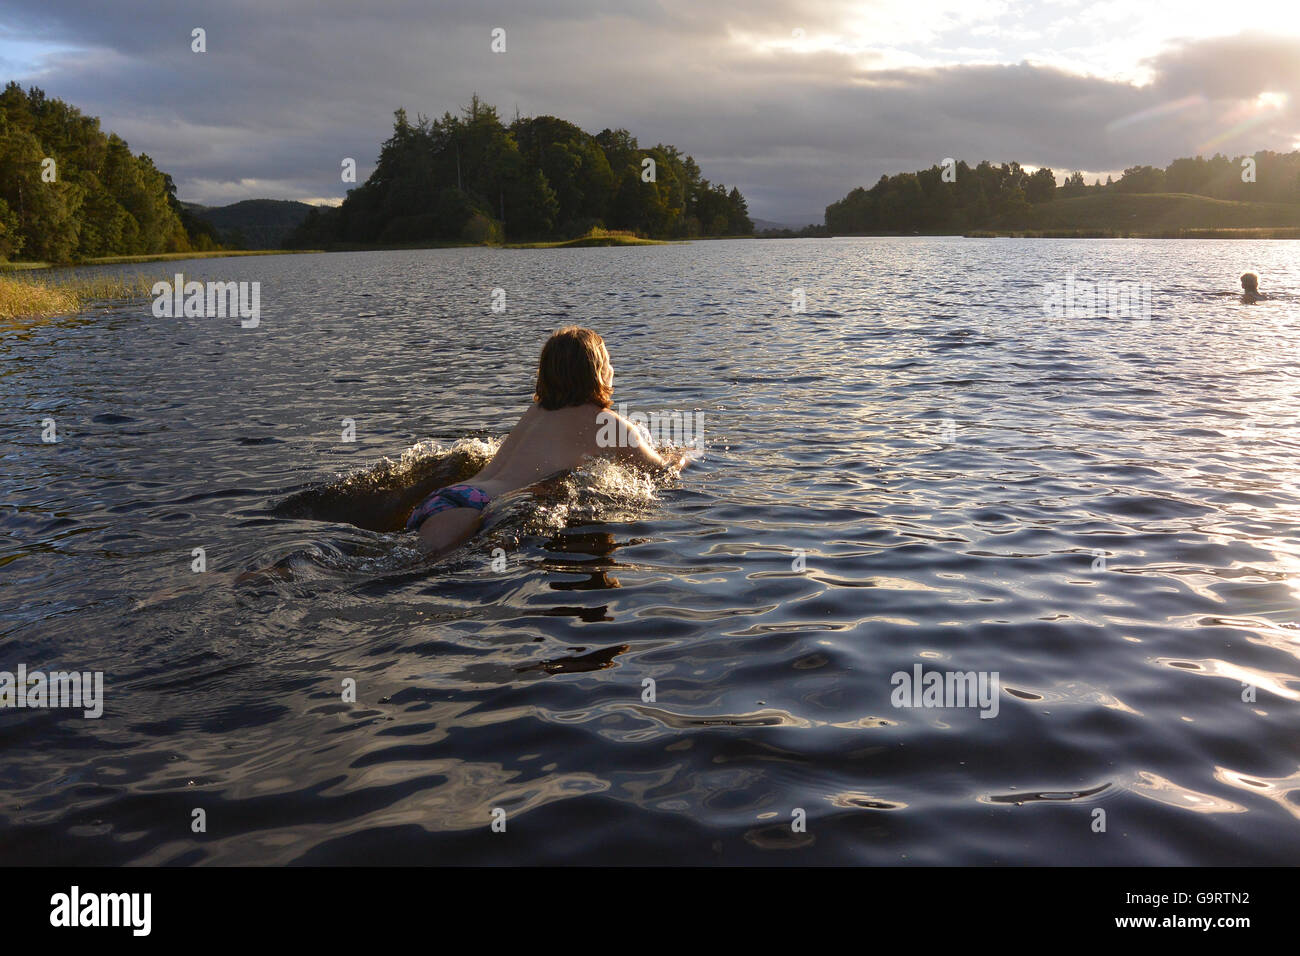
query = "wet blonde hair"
xmin=1241 ymin=272 xmax=1259 ymax=292
xmin=533 ymin=326 xmax=613 ymax=410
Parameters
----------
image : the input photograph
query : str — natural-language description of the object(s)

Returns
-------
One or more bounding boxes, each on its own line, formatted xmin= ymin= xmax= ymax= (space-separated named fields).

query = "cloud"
xmin=1148 ymin=33 xmax=1300 ymax=100
xmin=3 ymin=2 xmax=1299 ymax=223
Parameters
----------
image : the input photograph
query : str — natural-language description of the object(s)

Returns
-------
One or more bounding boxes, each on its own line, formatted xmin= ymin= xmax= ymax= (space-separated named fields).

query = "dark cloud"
xmin=1148 ymin=32 xmax=1300 ymax=100
xmin=6 ymin=2 xmax=1300 ymax=222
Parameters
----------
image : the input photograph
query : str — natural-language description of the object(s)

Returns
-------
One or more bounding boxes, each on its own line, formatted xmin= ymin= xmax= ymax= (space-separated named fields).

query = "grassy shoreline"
xmin=1 ymin=248 xmax=324 ymax=272
xmin=506 ymin=229 xmax=665 ymax=248
xmin=324 ymin=227 xmax=669 ymax=251
xmin=301 ymin=228 xmax=678 ymax=252
xmin=0 ymin=231 xmax=662 ymax=319
xmin=1 ymin=272 xmax=171 ymax=322
xmin=2 ymin=249 xmax=328 ymax=319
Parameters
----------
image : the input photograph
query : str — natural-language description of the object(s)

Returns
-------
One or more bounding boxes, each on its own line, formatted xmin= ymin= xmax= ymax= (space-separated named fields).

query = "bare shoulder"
xmin=588 ymin=404 xmax=631 ymax=443
xmin=520 ymin=402 xmax=605 ymax=448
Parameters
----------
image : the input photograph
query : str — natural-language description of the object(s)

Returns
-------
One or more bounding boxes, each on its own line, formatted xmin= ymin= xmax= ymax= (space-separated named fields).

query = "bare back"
xmin=468 ymin=402 xmax=667 ymax=498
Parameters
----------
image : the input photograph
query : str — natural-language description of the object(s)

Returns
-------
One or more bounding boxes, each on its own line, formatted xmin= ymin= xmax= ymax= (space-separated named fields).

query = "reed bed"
xmin=0 ymin=272 xmax=164 ymax=321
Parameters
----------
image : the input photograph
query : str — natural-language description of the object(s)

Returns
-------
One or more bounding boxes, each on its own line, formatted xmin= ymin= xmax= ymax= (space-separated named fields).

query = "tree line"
xmin=0 ymin=83 xmax=220 ymax=262
xmin=819 ymin=150 xmax=1300 ymax=235
xmin=824 ymin=161 xmax=1056 ymax=234
xmin=1101 ymin=151 xmax=1300 ymax=202
xmin=286 ymin=95 xmax=753 ymax=247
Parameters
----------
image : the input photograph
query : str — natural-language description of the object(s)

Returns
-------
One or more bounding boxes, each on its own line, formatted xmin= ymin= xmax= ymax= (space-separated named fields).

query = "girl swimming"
xmin=407 ymin=326 xmax=690 ymax=555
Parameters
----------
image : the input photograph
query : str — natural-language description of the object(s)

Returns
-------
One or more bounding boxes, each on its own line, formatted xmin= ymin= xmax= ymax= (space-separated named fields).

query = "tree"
xmin=998 ymin=183 xmax=1030 ymax=223
xmin=1026 ymin=167 xmax=1056 ymax=203
xmin=1114 ymin=165 xmax=1164 ymax=193
xmin=0 ymin=196 xmax=21 ymax=259
xmin=290 ymin=97 xmax=752 ymax=246
xmin=1061 ymin=171 xmax=1088 ymax=197
xmin=0 ymin=125 xmax=82 ymax=261
xmin=727 ymin=186 xmax=753 ymax=235
xmin=0 ymin=83 xmax=199 ymax=261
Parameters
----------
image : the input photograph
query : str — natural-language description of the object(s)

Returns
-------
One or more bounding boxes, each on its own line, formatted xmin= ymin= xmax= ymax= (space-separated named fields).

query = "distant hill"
xmin=823 ymin=153 xmax=1300 ymax=237
xmin=1016 ymin=192 xmax=1300 ymax=233
xmin=184 ymin=199 xmax=317 ymax=249
xmin=753 ymin=216 xmax=822 ymax=231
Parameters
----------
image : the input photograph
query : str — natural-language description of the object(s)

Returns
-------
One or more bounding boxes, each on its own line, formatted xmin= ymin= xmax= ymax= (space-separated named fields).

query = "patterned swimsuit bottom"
xmin=405 ymin=483 xmax=492 ymax=532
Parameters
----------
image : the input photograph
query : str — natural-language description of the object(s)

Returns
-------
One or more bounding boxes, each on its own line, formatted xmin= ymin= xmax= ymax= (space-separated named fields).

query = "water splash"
xmin=271 ymin=436 xmax=501 ymax=532
xmin=251 ymin=435 xmax=681 ymax=580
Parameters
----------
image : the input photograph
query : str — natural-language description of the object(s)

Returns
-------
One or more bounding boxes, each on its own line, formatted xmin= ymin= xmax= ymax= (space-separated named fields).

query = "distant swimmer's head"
xmin=1241 ymin=272 xmax=1260 ymax=294
xmin=534 ymin=326 xmax=614 ymax=410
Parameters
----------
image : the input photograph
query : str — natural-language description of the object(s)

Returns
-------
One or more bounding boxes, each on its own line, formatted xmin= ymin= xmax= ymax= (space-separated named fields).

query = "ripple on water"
xmin=3 ymin=240 xmax=1300 ymax=864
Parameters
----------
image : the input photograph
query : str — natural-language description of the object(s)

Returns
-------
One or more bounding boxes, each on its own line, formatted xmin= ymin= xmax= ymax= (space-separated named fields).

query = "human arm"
xmin=600 ymin=409 xmax=691 ymax=474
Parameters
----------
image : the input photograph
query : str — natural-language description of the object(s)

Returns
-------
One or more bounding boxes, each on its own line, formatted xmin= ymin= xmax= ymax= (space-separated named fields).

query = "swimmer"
xmin=1241 ymin=271 xmax=1263 ymax=303
xmin=407 ymin=326 xmax=691 ymax=556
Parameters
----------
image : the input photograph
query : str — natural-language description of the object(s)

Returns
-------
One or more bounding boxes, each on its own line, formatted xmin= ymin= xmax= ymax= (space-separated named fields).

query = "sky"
xmin=3 ymin=0 xmax=1300 ymax=225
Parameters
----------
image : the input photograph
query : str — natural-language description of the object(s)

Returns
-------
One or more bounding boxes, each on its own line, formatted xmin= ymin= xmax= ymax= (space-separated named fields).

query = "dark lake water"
xmin=4 ymin=237 xmax=1300 ymax=864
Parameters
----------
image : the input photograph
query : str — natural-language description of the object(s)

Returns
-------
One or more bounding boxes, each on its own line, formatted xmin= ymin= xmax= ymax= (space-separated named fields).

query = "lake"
xmin=3 ymin=237 xmax=1300 ymax=864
